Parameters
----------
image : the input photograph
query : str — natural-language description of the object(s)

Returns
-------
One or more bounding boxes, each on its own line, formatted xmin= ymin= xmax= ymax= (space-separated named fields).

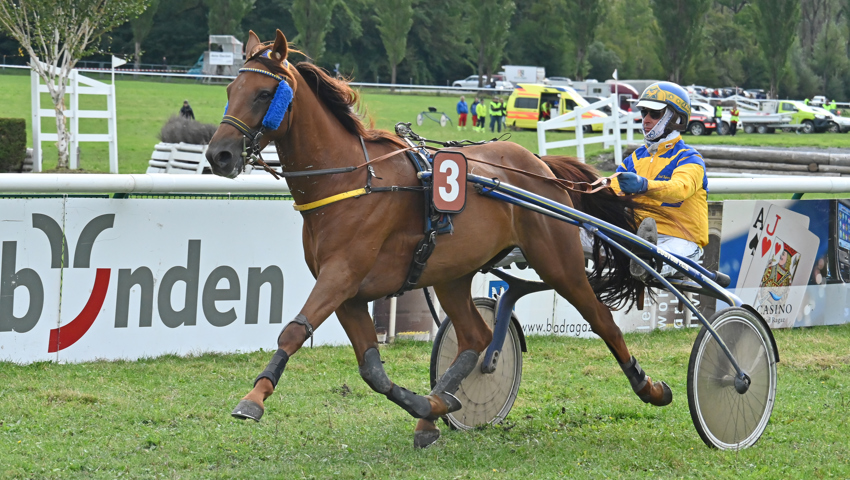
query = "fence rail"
xmin=3 ymin=173 xmax=850 ymax=196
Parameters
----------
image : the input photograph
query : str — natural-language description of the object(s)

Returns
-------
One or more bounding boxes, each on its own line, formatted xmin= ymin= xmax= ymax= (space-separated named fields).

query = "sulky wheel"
xmin=687 ymin=307 xmax=778 ymax=450
xmin=440 ymin=114 xmax=449 ymax=127
xmin=416 ymin=113 xmax=424 ymax=126
xmin=430 ymin=297 xmax=523 ymax=430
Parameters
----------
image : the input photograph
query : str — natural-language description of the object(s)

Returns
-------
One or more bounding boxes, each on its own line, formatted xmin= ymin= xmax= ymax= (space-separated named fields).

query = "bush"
xmin=158 ymin=115 xmax=218 ymax=144
xmin=0 ymin=118 xmax=26 ymax=172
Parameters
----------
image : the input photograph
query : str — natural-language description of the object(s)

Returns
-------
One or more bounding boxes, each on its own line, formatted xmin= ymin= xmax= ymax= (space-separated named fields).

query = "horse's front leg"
xmin=334 ymin=298 xmax=468 ymax=448
xmin=231 ymin=265 xmax=364 ymax=421
xmin=413 ymin=275 xmax=493 ymax=448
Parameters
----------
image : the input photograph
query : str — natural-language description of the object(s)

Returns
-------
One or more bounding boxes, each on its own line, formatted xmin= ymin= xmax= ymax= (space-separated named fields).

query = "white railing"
xmin=2 ymin=174 xmax=850 ymax=195
xmin=537 ymin=95 xmax=642 ymax=164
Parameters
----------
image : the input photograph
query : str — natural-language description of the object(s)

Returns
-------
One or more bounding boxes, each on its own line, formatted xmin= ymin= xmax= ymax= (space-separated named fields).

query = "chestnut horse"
xmin=206 ymin=30 xmax=673 ymax=448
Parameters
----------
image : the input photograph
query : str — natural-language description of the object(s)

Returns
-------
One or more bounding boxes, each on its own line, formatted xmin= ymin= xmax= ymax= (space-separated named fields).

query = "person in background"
xmin=180 ymin=100 xmax=195 ymax=120
xmin=713 ymin=101 xmax=723 ymax=135
xmin=540 ymin=100 xmax=551 ymax=121
xmin=611 ymin=81 xmax=708 ymax=279
xmin=456 ymin=95 xmax=468 ymax=131
xmin=729 ymin=103 xmax=739 ymax=136
xmin=488 ymin=96 xmax=504 ymax=133
xmin=470 ymin=97 xmax=480 ymax=130
xmin=804 ymin=98 xmax=810 ymax=105
xmin=828 ymin=99 xmax=838 ymax=114
xmin=475 ymin=100 xmax=486 ymax=132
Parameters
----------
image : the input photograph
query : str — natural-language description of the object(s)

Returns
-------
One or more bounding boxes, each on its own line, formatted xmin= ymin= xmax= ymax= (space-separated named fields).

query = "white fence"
xmin=146 ymin=143 xmax=282 ymax=175
xmin=31 ymin=66 xmax=119 ymax=173
xmin=537 ymin=95 xmax=642 ymax=164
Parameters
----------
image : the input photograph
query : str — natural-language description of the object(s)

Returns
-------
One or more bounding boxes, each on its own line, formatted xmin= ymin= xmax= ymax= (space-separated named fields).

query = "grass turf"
xmin=1 ymin=325 xmax=848 ymax=479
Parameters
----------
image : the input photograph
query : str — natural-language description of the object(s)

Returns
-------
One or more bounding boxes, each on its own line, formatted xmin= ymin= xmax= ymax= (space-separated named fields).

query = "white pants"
xmin=580 ymin=231 xmax=702 ymax=277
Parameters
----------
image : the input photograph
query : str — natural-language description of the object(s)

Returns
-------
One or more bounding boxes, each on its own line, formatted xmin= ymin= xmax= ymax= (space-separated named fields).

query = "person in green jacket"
xmin=828 ymin=100 xmax=838 ymax=114
xmin=475 ymin=101 xmax=486 ymax=132
xmin=729 ymin=103 xmax=739 ymax=136
xmin=713 ymin=102 xmax=724 ymax=136
xmin=489 ymin=96 xmax=504 ymax=133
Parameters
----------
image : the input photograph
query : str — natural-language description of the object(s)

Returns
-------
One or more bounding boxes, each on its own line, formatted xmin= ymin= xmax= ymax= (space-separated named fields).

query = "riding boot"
xmin=630 ymin=218 xmax=657 ymax=282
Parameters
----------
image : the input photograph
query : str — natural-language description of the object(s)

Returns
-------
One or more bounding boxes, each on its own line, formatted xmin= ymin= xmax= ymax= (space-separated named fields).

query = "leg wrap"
xmin=386 ymin=384 xmax=433 ymax=419
xmin=619 ymin=356 xmax=648 ymax=394
xmin=358 ymin=348 xmax=392 ymax=394
xmin=431 ymin=349 xmax=479 ymax=396
xmin=255 ymin=348 xmax=289 ymax=388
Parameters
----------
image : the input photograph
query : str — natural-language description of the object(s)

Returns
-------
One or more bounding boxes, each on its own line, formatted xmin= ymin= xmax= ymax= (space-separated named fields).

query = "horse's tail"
xmin=541 ymin=155 xmax=648 ymax=310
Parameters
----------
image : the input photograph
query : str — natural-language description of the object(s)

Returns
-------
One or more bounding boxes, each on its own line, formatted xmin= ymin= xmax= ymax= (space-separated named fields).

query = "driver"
xmin=612 ymin=81 xmax=708 ymax=278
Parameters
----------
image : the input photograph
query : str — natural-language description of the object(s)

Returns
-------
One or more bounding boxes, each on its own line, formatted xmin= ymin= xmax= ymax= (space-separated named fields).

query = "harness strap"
xmin=293 ymin=188 xmax=369 ymax=211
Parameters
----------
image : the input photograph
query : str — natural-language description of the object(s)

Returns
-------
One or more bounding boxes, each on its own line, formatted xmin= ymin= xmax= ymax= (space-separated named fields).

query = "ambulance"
xmin=506 ymin=84 xmax=607 ymax=132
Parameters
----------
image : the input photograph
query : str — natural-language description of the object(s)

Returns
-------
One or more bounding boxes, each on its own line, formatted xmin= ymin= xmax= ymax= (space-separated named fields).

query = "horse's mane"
xmin=254 ymin=55 xmax=405 ymax=148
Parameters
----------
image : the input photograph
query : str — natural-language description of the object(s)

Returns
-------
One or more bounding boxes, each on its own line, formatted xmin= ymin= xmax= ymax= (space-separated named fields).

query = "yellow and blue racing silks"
xmin=612 ymin=135 xmax=708 ymax=247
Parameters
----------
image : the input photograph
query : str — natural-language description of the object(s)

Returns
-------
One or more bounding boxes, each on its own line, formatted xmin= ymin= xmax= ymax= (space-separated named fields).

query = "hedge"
xmin=0 ymin=118 xmax=26 ymax=172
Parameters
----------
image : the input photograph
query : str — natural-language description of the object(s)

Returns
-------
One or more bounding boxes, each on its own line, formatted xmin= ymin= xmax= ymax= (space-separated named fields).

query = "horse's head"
xmin=206 ymin=29 xmax=297 ymax=178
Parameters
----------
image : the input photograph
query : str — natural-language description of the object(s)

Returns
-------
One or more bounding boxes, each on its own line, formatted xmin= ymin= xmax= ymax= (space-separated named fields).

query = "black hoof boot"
xmin=231 ymin=399 xmax=264 ymax=421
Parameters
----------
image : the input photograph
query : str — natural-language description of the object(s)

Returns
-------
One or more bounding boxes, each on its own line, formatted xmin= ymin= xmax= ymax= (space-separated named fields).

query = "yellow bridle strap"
xmin=292 ymin=188 xmax=369 ymax=212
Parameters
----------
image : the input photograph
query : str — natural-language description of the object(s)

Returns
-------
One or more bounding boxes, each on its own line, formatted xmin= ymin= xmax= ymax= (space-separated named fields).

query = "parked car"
xmin=452 ymin=74 xmax=512 ymax=89
xmin=744 ymin=89 xmax=766 ymax=99
xmin=547 ymin=76 xmax=573 ymax=86
xmin=810 ymin=106 xmax=850 ymax=133
xmin=686 ymin=112 xmax=718 ymax=136
xmin=811 ymin=95 xmax=828 ymax=106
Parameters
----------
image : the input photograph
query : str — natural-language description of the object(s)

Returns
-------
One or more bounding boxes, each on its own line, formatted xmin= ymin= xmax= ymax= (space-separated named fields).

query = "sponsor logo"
xmin=1 ymin=213 xmax=283 ymax=352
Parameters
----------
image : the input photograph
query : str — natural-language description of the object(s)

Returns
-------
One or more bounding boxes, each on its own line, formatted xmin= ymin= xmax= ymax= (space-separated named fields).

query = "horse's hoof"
xmin=231 ymin=399 xmax=264 ymax=421
xmin=657 ymin=381 xmax=673 ymax=406
xmin=639 ymin=380 xmax=673 ymax=407
xmin=413 ymin=428 xmax=441 ymax=449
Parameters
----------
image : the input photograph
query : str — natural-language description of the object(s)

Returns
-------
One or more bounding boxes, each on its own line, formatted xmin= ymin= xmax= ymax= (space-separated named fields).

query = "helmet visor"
xmin=636 ymin=99 xmax=667 ymax=110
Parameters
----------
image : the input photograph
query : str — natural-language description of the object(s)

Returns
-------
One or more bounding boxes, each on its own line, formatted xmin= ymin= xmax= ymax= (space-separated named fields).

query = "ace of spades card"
xmin=736 ymin=203 xmax=819 ymax=328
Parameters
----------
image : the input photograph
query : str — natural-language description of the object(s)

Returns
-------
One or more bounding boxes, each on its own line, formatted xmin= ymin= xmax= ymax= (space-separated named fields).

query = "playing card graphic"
xmin=735 ymin=202 xmax=819 ymax=328
xmin=736 ymin=202 xmax=810 ymax=290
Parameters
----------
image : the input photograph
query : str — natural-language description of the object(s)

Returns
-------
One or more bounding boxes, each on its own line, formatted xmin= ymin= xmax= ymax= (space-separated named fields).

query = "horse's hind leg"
xmin=335 ymin=297 xmax=476 ymax=448
xmin=413 ymin=274 xmax=494 ymax=448
xmin=522 ymin=227 xmax=672 ymax=406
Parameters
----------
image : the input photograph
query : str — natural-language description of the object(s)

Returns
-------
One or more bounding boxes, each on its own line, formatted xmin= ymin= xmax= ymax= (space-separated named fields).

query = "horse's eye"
xmin=258 ymin=91 xmax=273 ymax=101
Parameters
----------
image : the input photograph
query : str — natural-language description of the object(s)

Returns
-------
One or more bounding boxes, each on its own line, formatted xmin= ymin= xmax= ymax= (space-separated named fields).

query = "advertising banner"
xmin=0 ymin=197 xmax=349 ymax=364
xmin=718 ymin=199 xmax=850 ymax=329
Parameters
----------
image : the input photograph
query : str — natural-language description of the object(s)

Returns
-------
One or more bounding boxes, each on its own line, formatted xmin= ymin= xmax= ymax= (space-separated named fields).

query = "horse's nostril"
xmin=215 ymin=150 xmax=232 ymax=168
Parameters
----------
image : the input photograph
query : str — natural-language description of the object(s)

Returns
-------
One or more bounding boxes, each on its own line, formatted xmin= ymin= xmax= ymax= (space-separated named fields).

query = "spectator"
xmin=470 ymin=97 xmax=480 ymax=131
xmin=828 ymin=99 xmax=838 ymax=114
xmin=488 ymin=96 xmax=504 ymax=133
xmin=713 ymin=101 xmax=723 ymax=136
xmin=180 ymin=100 xmax=195 ymax=120
xmin=475 ymin=100 xmax=486 ymax=132
xmin=456 ymin=95 xmax=468 ymax=131
xmin=729 ymin=103 xmax=739 ymax=136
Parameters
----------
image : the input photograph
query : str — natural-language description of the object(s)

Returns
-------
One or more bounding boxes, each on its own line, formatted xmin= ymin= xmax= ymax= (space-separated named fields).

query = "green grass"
xmin=2 ymin=72 xmax=849 ymax=176
xmin=1 ymin=325 xmax=849 ymax=479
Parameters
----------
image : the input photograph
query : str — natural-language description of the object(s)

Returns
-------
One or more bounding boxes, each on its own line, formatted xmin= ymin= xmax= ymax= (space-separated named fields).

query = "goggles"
xmin=640 ymin=108 xmax=665 ymax=120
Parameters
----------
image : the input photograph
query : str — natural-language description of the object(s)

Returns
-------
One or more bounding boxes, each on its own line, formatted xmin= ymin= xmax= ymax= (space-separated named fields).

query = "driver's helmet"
xmin=636 ymin=81 xmax=691 ymax=131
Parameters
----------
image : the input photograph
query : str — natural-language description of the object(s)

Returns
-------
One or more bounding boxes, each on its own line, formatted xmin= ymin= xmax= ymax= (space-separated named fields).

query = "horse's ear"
xmin=271 ymin=29 xmax=289 ymax=63
xmin=245 ymin=30 xmax=262 ymax=59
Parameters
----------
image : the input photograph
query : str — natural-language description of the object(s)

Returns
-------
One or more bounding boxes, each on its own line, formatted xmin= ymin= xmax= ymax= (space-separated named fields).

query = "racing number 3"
xmin=432 ymin=151 xmax=468 ymax=213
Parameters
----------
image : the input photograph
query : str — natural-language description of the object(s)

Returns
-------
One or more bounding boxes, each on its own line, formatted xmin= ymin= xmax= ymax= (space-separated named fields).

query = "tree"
xmin=205 ymin=0 xmax=255 ymax=38
xmin=752 ymin=0 xmax=801 ymax=98
xmin=469 ymin=0 xmax=515 ymax=86
xmin=0 ymin=0 xmax=148 ymax=169
xmin=650 ymin=0 xmax=711 ymax=83
xmin=812 ymin=20 xmax=850 ymax=98
xmin=373 ymin=0 xmax=414 ymax=87
xmin=564 ymin=0 xmax=607 ymax=80
xmin=130 ymin=0 xmax=159 ymax=69
xmin=290 ymin=0 xmax=337 ymax=62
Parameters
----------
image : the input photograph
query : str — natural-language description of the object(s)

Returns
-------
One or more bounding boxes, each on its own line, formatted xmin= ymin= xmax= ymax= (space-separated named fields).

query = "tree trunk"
xmin=575 ymin=47 xmax=585 ymax=81
xmin=477 ymin=43 xmax=485 ymax=87
xmin=134 ymin=41 xmax=141 ymax=70
xmin=53 ymin=95 xmax=70 ymax=169
xmin=390 ymin=63 xmax=397 ymax=92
